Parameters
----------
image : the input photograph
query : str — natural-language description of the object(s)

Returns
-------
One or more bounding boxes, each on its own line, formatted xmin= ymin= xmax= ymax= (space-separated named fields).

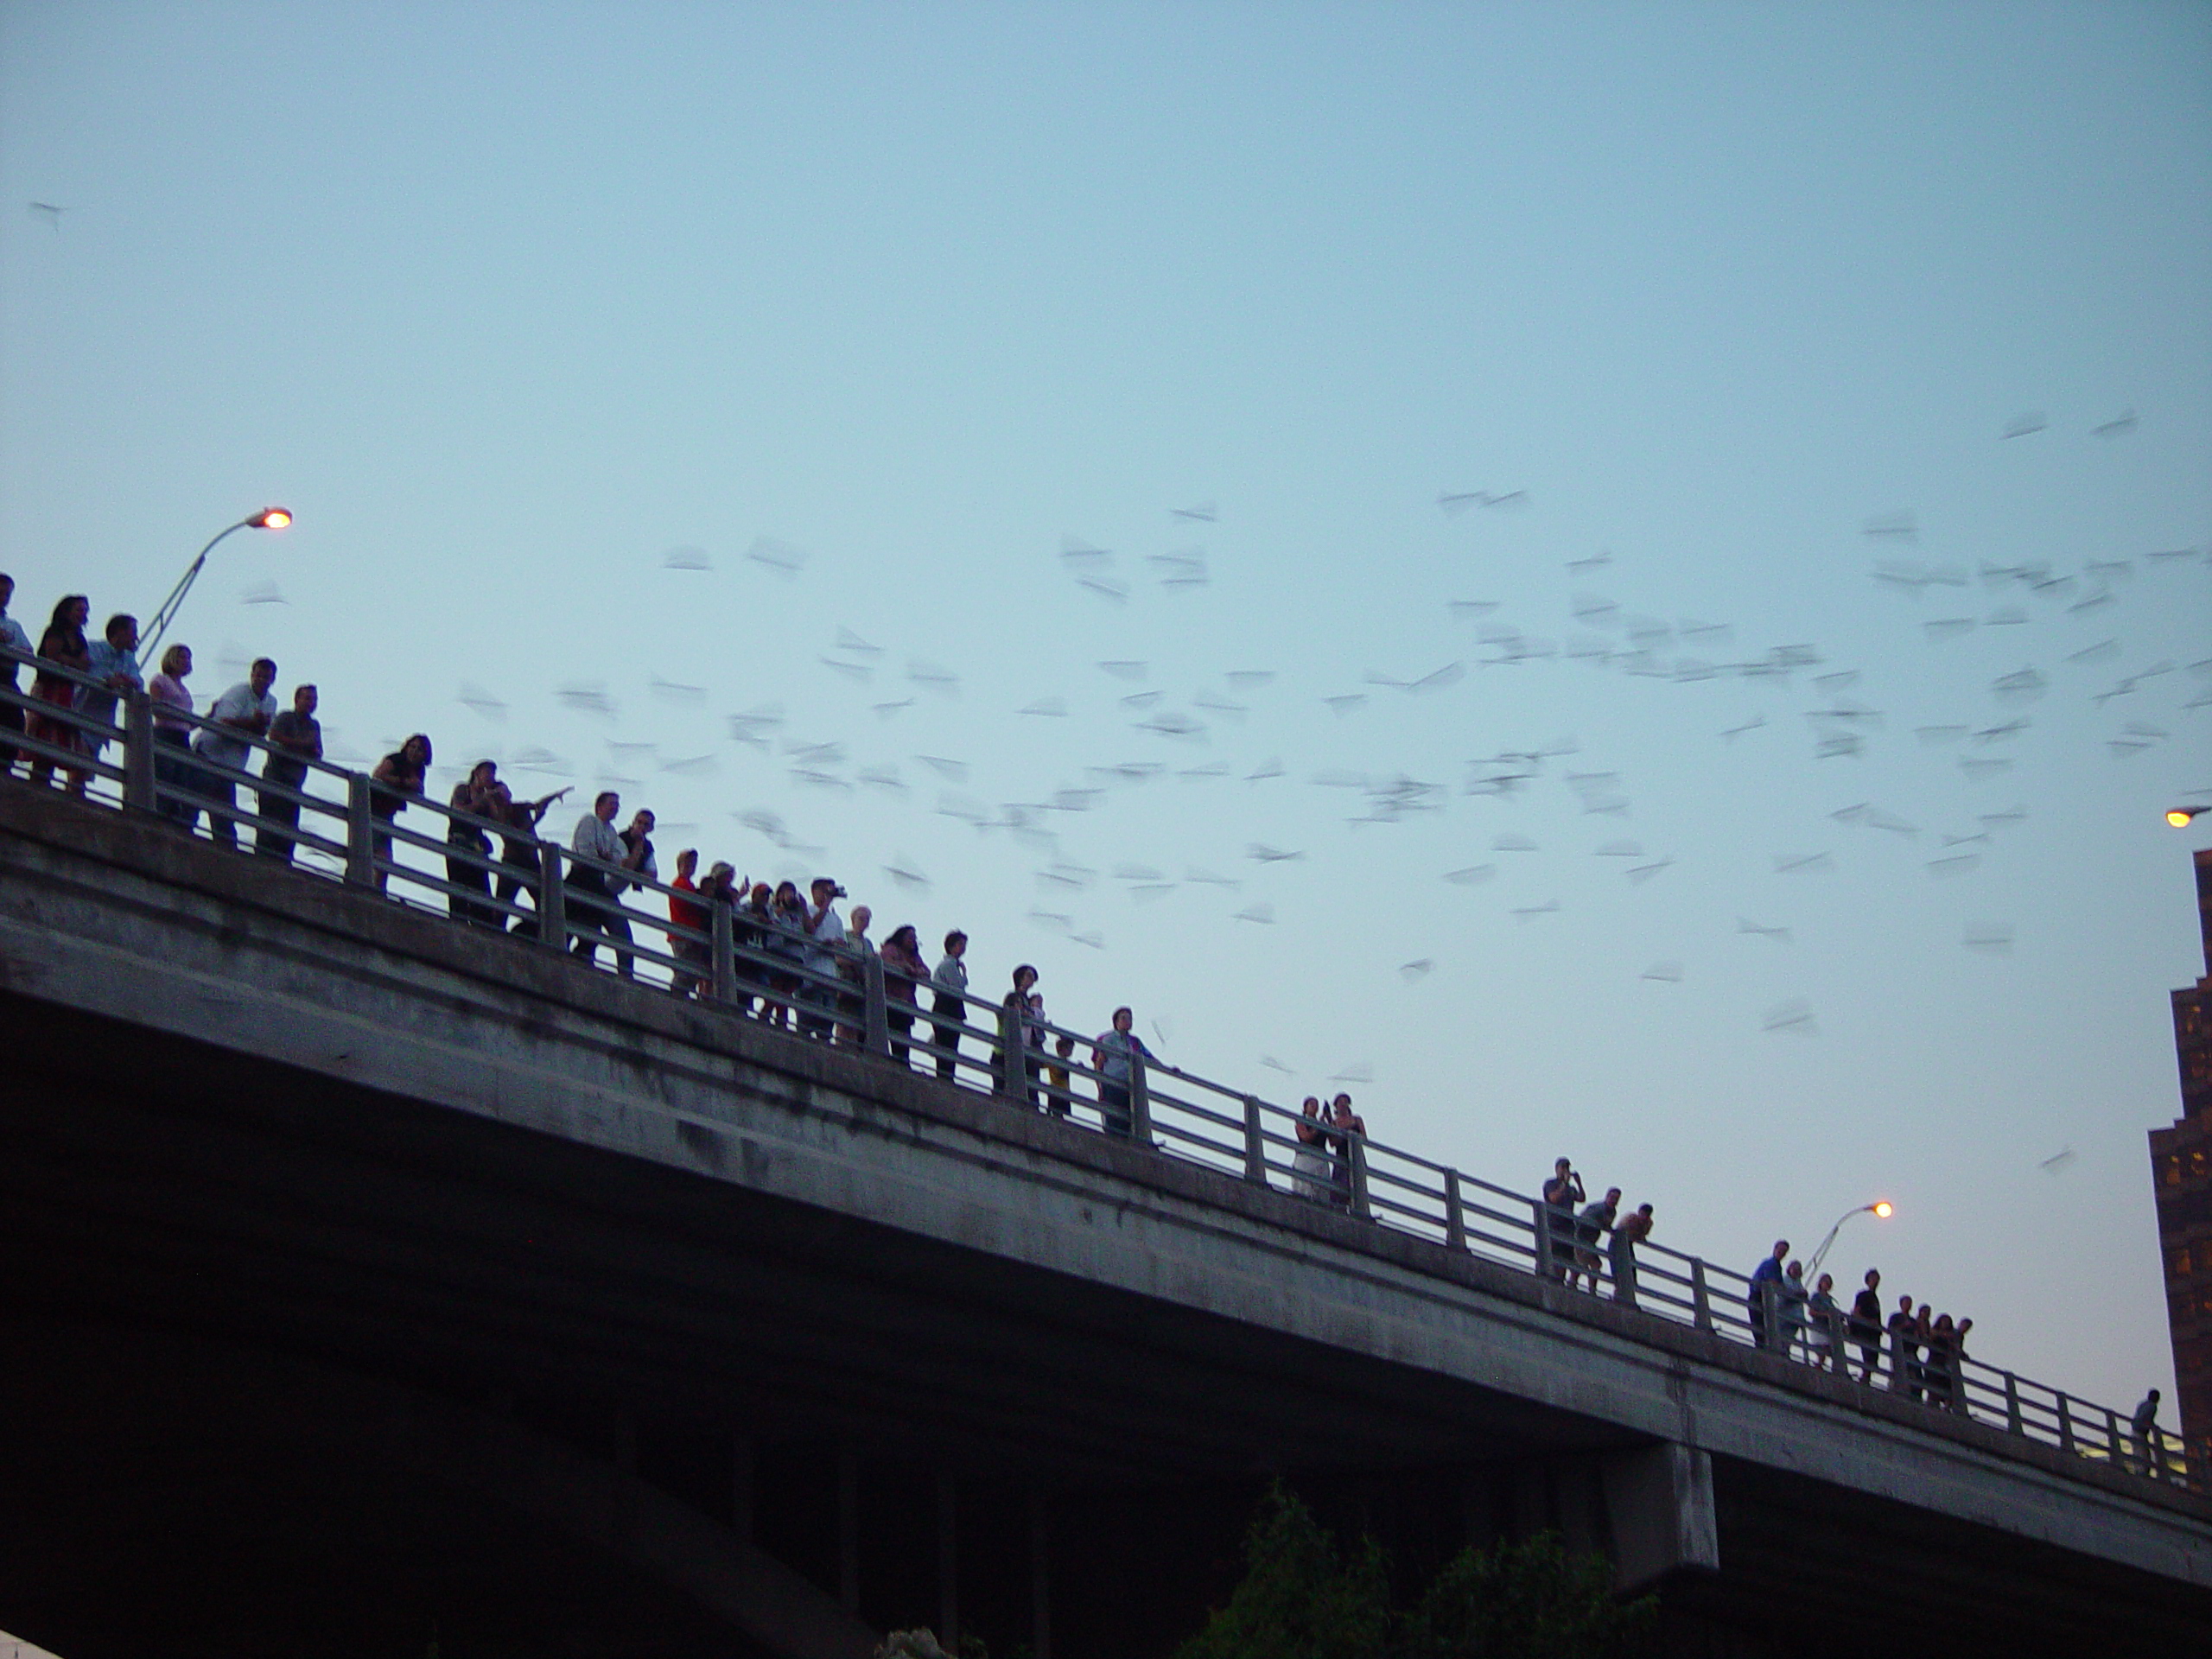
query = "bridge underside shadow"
xmin=0 ymin=989 xmax=2204 ymax=1657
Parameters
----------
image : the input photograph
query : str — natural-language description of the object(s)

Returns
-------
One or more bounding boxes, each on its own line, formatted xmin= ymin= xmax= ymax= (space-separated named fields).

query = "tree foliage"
xmin=1175 ymin=1484 xmax=1394 ymax=1659
xmin=1402 ymin=1532 xmax=1655 ymax=1659
xmin=1177 ymin=1484 xmax=1654 ymax=1659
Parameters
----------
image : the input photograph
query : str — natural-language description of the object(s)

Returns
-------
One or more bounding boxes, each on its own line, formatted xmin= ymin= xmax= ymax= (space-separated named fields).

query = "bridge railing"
xmin=0 ymin=655 xmax=2199 ymax=1497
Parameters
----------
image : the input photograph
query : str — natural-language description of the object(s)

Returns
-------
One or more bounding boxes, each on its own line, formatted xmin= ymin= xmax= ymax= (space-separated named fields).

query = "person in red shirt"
xmin=667 ymin=848 xmax=709 ymax=997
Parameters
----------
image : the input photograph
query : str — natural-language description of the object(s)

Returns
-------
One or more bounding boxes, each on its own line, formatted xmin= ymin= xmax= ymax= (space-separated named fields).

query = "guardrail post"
xmin=537 ymin=843 xmax=567 ymax=948
xmin=2003 ymin=1373 xmax=2021 ymax=1436
xmin=2106 ymin=1408 xmax=2124 ymax=1468
xmin=2055 ymin=1393 xmax=2074 ymax=1455
xmin=1241 ymin=1096 xmax=1267 ymax=1185
xmin=709 ymin=897 xmax=734 ymax=1003
xmin=1760 ymin=1281 xmax=1779 ymax=1356
xmin=1346 ymin=1139 xmax=1370 ymax=1219
xmin=122 ymin=690 xmax=155 ymax=811
xmin=998 ymin=1003 xmax=1028 ymax=1103
xmin=1532 ymin=1201 xmax=1554 ymax=1280
xmin=1690 ymin=1259 xmax=1713 ymax=1332
xmin=1128 ymin=1052 xmax=1153 ymax=1147
xmin=861 ymin=952 xmax=890 ymax=1057
xmin=345 ymin=774 xmax=376 ymax=887
xmin=1444 ymin=1170 xmax=1466 ymax=1251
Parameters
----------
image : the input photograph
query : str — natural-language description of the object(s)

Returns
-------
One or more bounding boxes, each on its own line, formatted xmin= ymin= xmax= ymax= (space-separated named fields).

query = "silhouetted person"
xmin=1850 ymin=1268 xmax=1885 ymax=1383
xmin=257 ymin=683 xmax=321 ymax=863
xmin=1886 ymin=1295 xmax=1919 ymax=1397
xmin=2131 ymin=1389 xmax=2165 ymax=1479
xmin=1610 ymin=1203 xmax=1653 ymax=1306
xmin=368 ymin=732 xmax=430 ymax=888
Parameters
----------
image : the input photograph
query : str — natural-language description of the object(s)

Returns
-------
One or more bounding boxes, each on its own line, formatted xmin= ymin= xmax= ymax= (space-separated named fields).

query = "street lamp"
xmin=2169 ymin=807 xmax=2206 ymax=829
xmin=1805 ymin=1200 xmax=1892 ymax=1280
xmin=142 ymin=507 xmax=292 ymax=654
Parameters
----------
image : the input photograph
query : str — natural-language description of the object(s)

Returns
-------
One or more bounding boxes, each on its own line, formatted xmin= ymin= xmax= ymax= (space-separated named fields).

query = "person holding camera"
xmin=800 ymin=876 xmax=847 ymax=1038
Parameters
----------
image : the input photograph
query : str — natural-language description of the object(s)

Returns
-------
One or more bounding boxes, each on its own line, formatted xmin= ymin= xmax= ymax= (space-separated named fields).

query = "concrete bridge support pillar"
xmin=1600 ymin=1443 xmax=1719 ymax=1594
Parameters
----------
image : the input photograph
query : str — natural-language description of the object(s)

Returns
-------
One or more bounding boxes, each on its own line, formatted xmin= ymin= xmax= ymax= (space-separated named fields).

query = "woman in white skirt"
xmin=1292 ymin=1095 xmax=1333 ymax=1202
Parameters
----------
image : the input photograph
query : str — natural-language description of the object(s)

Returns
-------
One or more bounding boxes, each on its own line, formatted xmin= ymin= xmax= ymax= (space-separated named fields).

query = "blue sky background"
xmin=3 ymin=2 xmax=2208 ymax=1413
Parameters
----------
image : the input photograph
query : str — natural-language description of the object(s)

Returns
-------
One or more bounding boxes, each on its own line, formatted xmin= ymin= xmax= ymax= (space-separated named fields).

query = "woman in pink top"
xmin=147 ymin=643 xmax=200 ymax=825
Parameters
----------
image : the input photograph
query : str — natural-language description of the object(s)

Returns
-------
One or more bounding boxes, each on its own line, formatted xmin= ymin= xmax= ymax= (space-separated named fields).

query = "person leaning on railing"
xmin=367 ymin=733 xmax=430 ymax=890
xmin=563 ymin=791 xmax=646 ymax=971
xmin=80 ymin=613 xmax=143 ymax=779
xmin=193 ymin=659 xmax=279 ymax=848
xmin=257 ymin=683 xmax=322 ymax=864
xmin=1609 ymin=1202 xmax=1653 ymax=1306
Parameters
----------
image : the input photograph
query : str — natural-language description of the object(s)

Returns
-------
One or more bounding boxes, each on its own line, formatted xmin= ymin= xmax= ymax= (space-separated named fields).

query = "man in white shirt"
xmin=565 ymin=791 xmax=646 ymax=972
xmin=191 ymin=658 xmax=276 ymax=848
xmin=0 ymin=573 xmax=35 ymax=774
xmin=930 ymin=929 xmax=969 ymax=1080
xmin=799 ymin=877 xmax=846 ymax=1039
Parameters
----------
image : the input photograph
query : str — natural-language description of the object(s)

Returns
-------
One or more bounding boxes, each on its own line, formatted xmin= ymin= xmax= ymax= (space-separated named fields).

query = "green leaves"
xmin=1178 ymin=1484 xmax=1654 ymax=1659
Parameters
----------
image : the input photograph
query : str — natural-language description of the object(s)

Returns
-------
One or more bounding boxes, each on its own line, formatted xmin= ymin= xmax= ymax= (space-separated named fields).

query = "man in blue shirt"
xmin=1747 ymin=1238 xmax=1789 ymax=1351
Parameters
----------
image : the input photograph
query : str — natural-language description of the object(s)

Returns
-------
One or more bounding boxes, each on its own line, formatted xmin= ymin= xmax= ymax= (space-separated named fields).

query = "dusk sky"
xmin=3 ymin=2 xmax=2208 ymax=1414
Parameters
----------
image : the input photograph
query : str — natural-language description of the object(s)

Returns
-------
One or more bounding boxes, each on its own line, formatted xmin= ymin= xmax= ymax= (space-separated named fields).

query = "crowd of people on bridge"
xmin=1 ymin=576 xmax=2179 ymax=1475
xmin=0 ymin=583 xmax=1243 ymax=1150
xmin=1539 ymin=1157 xmax=2005 ymax=1414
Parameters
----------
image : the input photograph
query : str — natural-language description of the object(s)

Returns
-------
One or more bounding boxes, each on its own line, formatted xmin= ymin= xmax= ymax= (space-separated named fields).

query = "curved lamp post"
xmin=142 ymin=506 xmax=291 ymax=655
xmin=1805 ymin=1199 xmax=1892 ymax=1280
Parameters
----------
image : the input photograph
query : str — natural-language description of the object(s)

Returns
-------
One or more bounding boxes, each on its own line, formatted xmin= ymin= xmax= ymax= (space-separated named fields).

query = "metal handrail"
xmin=0 ymin=655 xmax=2196 ymax=1495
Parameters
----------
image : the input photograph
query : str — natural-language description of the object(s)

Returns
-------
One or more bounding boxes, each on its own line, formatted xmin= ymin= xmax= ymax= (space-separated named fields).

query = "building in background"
xmin=2151 ymin=847 xmax=2212 ymax=1474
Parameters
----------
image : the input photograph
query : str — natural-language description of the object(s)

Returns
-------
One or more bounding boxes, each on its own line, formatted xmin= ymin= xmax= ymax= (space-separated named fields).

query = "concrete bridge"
xmin=0 ymin=785 xmax=2206 ymax=1658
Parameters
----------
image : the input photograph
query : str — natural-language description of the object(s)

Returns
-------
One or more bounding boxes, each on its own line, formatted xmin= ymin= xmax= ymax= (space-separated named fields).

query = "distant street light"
xmin=1806 ymin=1199 xmax=1892 ymax=1280
xmin=142 ymin=507 xmax=292 ymax=654
xmin=2169 ymin=807 xmax=2206 ymax=829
